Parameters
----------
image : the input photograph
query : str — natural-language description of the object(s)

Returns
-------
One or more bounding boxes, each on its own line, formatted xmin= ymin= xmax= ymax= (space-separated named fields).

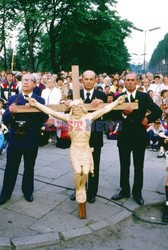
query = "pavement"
xmin=0 ymin=135 xmax=166 ymax=249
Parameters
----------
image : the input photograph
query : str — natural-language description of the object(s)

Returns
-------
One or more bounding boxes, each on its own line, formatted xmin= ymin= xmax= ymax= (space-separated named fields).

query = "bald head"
xmin=124 ymin=73 xmax=138 ymax=93
xmin=82 ymin=70 xmax=96 ymax=91
xmin=82 ymin=70 xmax=96 ymax=79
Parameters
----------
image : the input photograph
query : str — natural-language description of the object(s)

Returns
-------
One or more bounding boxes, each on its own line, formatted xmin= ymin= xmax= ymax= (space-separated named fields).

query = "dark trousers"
xmin=118 ymin=144 xmax=145 ymax=196
xmin=87 ymin=147 xmax=101 ymax=198
xmin=148 ymin=130 xmax=160 ymax=144
xmin=0 ymin=145 xmax=38 ymax=199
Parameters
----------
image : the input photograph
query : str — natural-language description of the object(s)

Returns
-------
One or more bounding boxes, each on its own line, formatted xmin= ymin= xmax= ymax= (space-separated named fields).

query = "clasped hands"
xmin=9 ymin=98 xmax=36 ymax=113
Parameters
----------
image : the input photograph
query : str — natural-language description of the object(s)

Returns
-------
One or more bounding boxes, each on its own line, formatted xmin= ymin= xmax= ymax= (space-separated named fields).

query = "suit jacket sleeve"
xmin=145 ymin=94 xmax=162 ymax=123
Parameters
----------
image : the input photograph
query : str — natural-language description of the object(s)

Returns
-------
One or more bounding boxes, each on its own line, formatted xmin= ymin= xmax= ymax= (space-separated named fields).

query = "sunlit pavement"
xmin=0 ymin=135 xmax=166 ymax=249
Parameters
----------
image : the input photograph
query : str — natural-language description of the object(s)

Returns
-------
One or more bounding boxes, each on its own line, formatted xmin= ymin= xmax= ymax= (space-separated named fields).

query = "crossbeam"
xmin=15 ymin=103 xmax=138 ymax=113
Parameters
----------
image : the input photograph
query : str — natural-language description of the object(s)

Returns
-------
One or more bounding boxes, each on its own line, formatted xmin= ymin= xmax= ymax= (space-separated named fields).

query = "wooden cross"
xmin=16 ymin=65 xmax=138 ymax=113
xmin=15 ymin=65 xmax=138 ymax=219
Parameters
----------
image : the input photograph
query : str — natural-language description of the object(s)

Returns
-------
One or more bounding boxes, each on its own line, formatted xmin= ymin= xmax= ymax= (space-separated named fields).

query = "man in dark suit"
xmin=70 ymin=70 xmax=107 ymax=203
xmin=111 ymin=73 xmax=162 ymax=205
xmin=0 ymin=73 xmax=48 ymax=205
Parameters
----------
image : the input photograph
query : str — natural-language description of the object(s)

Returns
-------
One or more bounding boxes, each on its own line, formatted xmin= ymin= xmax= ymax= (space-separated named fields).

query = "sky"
xmin=114 ymin=0 xmax=167 ymax=64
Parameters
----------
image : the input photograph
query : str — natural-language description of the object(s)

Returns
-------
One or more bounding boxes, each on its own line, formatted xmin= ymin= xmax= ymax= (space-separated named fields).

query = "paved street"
xmin=0 ymin=135 xmax=167 ymax=249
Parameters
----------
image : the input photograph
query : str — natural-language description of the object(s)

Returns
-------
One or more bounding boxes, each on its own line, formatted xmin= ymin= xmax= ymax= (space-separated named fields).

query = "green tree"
xmin=42 ymin=0 xmax=132 ymax=73
xmin=0 ymin=0 xmax=16 ymax=70
xmin=149 ymin=33 xmax=168 ymax=74
xmin=14 ymin=0 xmax=48 ymax=72
xmin=56 ymin=1 xmax=132 ymax=73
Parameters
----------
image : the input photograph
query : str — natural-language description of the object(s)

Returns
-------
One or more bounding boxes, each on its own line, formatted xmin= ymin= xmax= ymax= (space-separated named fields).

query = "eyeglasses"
xmin=126 ymin=79 xmax=135 ymax=82
xmin=22 ymin=79 xmax=34 ymax=82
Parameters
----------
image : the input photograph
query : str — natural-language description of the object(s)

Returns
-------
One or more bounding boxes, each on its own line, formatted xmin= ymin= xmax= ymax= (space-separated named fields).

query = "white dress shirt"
xmin=84 ymin=88 xmax=94 ymax=101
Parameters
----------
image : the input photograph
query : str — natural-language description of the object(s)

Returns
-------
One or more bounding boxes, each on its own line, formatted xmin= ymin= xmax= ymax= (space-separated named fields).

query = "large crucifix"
xmin=16 ymin=66 xmax=138 ymax=114
xmin=16 ymin=66 xmax=138 ymax=219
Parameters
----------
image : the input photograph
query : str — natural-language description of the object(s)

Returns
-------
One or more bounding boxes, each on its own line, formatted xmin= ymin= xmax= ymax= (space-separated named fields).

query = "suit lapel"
xmin=80 ymin=90 xmax=85 ymax=101
xmin=122 ymin=91 xmax=129 ymax=103
xmin=91 ymin=90 xmax=96 ymax=101
xmin=16 ymin=93 xmax=26 ymax=105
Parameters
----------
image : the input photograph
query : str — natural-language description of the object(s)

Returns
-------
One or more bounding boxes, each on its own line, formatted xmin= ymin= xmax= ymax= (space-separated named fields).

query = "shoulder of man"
xmin=32 ymin=93 xmax=45 ymax=104
xmin=93 ymin=89 xmax=107 ymax=102
xmin=8 ymin=93 xmax=21 ymax=103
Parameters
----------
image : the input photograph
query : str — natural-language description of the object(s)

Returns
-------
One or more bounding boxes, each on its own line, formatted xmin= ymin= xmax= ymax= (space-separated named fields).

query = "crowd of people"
xmin=0 ymin=69 xmax=167 ymax=222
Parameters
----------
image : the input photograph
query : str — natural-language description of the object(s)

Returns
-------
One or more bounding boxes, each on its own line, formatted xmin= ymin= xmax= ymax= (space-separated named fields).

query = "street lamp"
xmin=134 ymin=26 xmax=161 ymax=72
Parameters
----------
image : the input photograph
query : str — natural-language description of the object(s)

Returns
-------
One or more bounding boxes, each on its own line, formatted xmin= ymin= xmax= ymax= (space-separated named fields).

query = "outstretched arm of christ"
xmin=28 ymin=98 xmax=67 ymax=122
xmin=90 ymin=95 xmax=127 ymax=120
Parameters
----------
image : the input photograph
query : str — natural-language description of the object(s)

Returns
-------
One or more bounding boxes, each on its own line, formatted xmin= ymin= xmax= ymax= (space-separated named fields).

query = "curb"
xmin=0 ymin=208 xmax=131 ymax=250
xmin=0 ymin=198 xmax=165 ymax=249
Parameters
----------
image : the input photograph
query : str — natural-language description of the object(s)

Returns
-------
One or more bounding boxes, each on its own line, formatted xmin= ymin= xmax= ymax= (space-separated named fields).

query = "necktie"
xmin=85 ymin=92 xmax=91 ymax=103
xmin=130 ymin=94 xmax=134 ymax=102
xmin=24 ymin=94 xmax=29 ymax=103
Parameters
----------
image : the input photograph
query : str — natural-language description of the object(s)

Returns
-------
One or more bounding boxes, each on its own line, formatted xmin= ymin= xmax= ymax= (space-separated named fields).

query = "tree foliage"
xmin=0 ymin=0 xmax=16 ymax=70
xmin=0 ymin=0 xmax=133 ymax=73
xmin=149 ymin=33 xmax=168 ymax=74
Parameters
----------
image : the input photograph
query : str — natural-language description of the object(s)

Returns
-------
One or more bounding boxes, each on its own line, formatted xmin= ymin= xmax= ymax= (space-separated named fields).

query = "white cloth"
xmin=41 ymin=87 xmax=61 ymax=105
xmin=160 ymin=83 xmax=168 ymax=91
xmin=149 ymin=84 xmax=161 ymax=101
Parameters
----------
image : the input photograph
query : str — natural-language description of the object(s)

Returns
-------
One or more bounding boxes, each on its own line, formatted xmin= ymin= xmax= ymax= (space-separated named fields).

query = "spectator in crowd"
xmin=0 ymin=122 xmax=8 ymax=155
xmin=107 ymin=92 xmax=114 ymax=103
xmin=142 ymin=78 xmax=150 ymax=93
xmin=147 ymin=119 xmax=164 ymax=151
xmin=113 ymin=72 xmax=120 ymax=80
xmin=35 ymin=74 xmax=46 ymax=91
xmin=65 ymin=75 xmax=73 ymax=90
xmin=147 ymin=90 xmax=154 ymax=100
xmin=146 ymin=72 xmax=154 ymax=84
xmin=110 ymin=79 xmax=119 ymax=93
xmin=41 ymin=77 xmax=62 ymax=143
xmin=41 ymin=74 xmax=48 ymax=88
xmin=111 ymin=72 xmax=162 ymax=206
xmin=104 ymin=85 xmax=111 ymax=95
xmin=96 ymin=75 xmax=104 ymax=89
xmin=0 ymin=98 xmax=5 ymax=123
xmin=160 ymin=75 xmax=168 ymax=91
xmin=155 ymin=89 xmax=168 ymax=114
xmin=42 ymin=78 xmax=61 ymax=105
xmin=0 ymin=71 xmax=6 ymax=83
xmin=0 ymin=73 xmax=48 ymax=205
xmin=56 ymin=76 xmax=69 ymax=100
xmin=21 ymin=69 xmax=27 ymax=76
xmin=114 ymin=85 xmax=124 ymax=97
xmin=149 ymin=75 xmax=162 ymax=102
xmin=97 ymin=86 xmax=103 ymax=92
xmin=1 ymin=71 xmax=19 ymax=101
xmin=15 ymin=74 xmax=22 ymax=93
xmin=157 ymin=114 xmax=168 ymax=158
